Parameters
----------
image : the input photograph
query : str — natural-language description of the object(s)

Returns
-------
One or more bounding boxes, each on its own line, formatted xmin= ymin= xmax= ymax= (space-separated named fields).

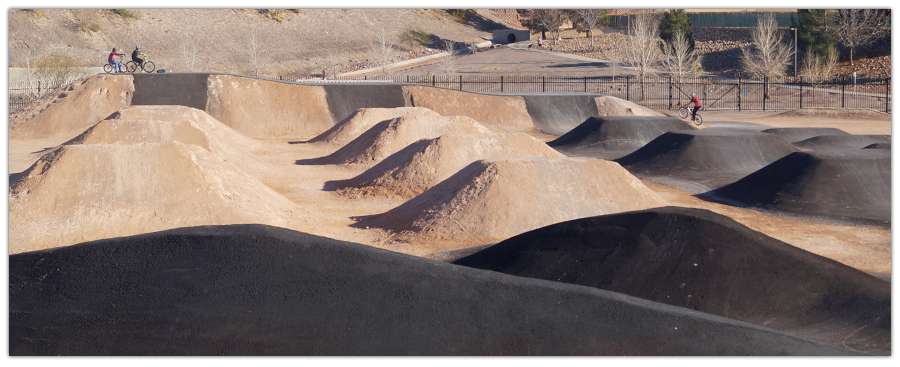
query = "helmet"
xmin=690 ymin=93 xmax=695 ymax=97
xmin=112 ymin=48 xmax=117 ymax=52
xmin=136 ymin=46 xmax=141 ymax=49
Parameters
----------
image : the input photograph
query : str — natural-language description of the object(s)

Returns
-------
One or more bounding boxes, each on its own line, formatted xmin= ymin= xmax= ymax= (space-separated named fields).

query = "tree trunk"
xmin=849 ymin=47 xmax=854 ymax=66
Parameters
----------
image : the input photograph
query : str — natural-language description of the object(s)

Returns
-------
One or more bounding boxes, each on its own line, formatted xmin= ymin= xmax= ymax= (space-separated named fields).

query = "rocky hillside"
xmin=8 ymin=9 xmax=506 ymax=78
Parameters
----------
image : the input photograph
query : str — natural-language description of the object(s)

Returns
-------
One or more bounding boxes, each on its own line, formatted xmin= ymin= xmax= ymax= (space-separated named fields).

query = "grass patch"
xmin=115 ymin=9 xmax=134 ymax=18
xmin=89 ymin=23 xmax=101 ymax=32
xmin=447 ymin=9 xmax=470 ymax=22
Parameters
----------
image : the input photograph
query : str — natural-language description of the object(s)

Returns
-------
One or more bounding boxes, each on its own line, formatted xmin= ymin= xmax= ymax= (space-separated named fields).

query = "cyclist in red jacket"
xmin=108 ymin=48 xmax=126 ymax=73
xmin=689 ymin=93 xmax=702 ymax=122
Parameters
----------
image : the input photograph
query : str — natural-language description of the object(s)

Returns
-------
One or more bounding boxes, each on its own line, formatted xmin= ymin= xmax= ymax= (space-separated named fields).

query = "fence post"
xmin=432 ymin=75 xmax=435 ymax=87
xmin=799 ymin=77 xmax=803 ymax=110
xmin=886 ymin=78 xmax=891 ymax=113
xmin=501 ymin=76 xmax=504 ymax=93
xmin=737 ymin=77 xmax=742 ymax=111
xmin=459 ymin=75 xmax=463 ymax=91
xmin=626 ymin=76 xmax=630 ymax=101
xmin=668 ymin=76 xmax=672 ymax=110
xmin=542 ymin=76 xmax=546 ymax=92
xmin=841 ymin=75 xmax=845 ymax=108
xmin=763 ymin=76 xmax=767 ymax=111
xmin=584 ymin=76 xmax=587 ymax=93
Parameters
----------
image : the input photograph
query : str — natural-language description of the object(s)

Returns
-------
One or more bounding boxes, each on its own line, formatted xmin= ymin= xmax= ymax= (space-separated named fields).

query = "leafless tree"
xmin=246 ymin=31 xmax=266 ymax=77
xmin=373 ymin=28 xmax=397 ymax=76
xmin=179 ymin=39 xmax=202 ymax=72
xmin=529 ymin=9 xmax=568 ymax=45
xmin=569 ymin=9 xmax=609 ymax=49
xmin=740 ymin=13 xmax=794 ymax=98
xmin=835 ymin=9 xmax=889 ymax=66
xmin=660 ymin=31 xmax=703 ymax=83
xmin=624 ymin=12 xmax=662 ymax=100
xmin=800 ymin=46 xmax=839 ymax=84
xmin=439 ymin=39 xmax=457 ymax=76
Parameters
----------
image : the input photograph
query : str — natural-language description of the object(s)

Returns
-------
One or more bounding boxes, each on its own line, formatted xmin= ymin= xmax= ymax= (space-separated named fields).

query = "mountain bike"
xmin=103 ymin=56 xmax=128 ymax=73
xmin=126 ymin=55 xmax=156 ymax=73
xmin=678 ymin=104 xmax=703 ymax=126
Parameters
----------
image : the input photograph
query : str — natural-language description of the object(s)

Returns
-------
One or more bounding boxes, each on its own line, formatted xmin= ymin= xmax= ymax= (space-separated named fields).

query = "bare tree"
xmin=624 ymin=12 xmax=662 ymax=100
xmin=246 ymin=31 xmax=266 ymax=77
xmin=660 ymin=31 xmax=703 ymax=83
xmin=569 ymin=9 xmax=609 ymax=49
xmin=529 ymin=9 xmax=568 ymax=45
xmin=800 ymin=46 xmax=839 ymax=84
xmin=373 ymin=28 xmax=396 ymax=76
xmin=179 ymin=39 xmax=202 ymax=72
xmin=835 ymin=9 xmax=889 ymax=66
xmin=439 ymin=39 xmax=457 ymax=76
xmin=740 ymin=13 xmax=794 ymax=98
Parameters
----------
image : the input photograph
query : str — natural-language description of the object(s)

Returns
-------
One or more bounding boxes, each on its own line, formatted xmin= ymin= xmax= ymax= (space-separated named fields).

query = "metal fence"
xmin=8 ymin=79 xmax=79 ymax=113
xmin=609 ymin=12 xmax=797 ymax=28
xmin=326 ymin=74 xmax=891 ymax=113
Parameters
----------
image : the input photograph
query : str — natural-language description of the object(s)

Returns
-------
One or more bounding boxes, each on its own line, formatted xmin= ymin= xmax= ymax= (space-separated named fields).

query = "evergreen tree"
xmin=791 ymin=9 xmax=836 ymax=58
xmin=659 ymin=9 xmax=694 ymax=52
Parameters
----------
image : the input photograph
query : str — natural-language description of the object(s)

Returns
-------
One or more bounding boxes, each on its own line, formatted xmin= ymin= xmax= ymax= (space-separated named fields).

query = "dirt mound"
xmin=206 ymin=74 xmax=333 ymax=138
xmin=548 ymin=116 xmax=698 ymax=160
xmin=9 ymin=224 xmax=861 ymax=356
xmin=792 ymin=134 xmax=891 ymax=150
xmin=772 ymin=108 xmax=891 ymax=120
xmin=355 ymin=158 xmax=668 ymax=251
xmin=327 ymin=133 xmax=565 ymax=199
xmin=453 ymin=207 xmax=891 ymax=355
xmin=61 ymin=105 xmax=275 ymax=179
xmin=8 ymin=142 xmax=305 ymax=254
xmin=8 ymin=75 xmax=134 ymax=140
xmin=761 ymin=127 xmax=849 ymax=143
xmin=594 ymin=95 xmax=666 ymax=117
xmin=402 ymin=85 xmax=535 ymax=133
xmin=297 ymin=114 xmax=492 ymax=167
xmin=304 ymin=107 xmax=441 ymax=146
xmin=702 ymin=150 xmax=891 ymax=226
xmin=616 ymin=130 xmax=800 ymax=193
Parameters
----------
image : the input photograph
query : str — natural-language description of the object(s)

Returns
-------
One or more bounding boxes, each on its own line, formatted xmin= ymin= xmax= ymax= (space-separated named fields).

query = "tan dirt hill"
xmin=330 ymin=132 xmax=566 ymax=199
xmin=356 ymin=157 xmax=668 ymax=252
xmin=305 ymin=107 xmax=442 ymax=147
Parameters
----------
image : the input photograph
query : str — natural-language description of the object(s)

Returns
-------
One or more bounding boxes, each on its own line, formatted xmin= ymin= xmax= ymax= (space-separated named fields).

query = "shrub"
xmin=447 ymin=9 xmax=470 ymax=22
xmin=262 ymin=9 xmax=286 ymax=23
xmin=400 ymin=26 xmax=432 ymax=50
xmin=115 ymin=9 xmax=134 ymax=18
xmin=35 ymin=53 xmax=91 ymax=87
xmin=89 ymin=23 xmax=101 ymax=32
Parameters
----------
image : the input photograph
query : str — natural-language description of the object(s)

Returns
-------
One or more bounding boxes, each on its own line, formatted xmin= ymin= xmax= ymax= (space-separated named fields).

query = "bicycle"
xmin=126 ymin=55 xmax=156 ymax=73
xmin=678 ymin=104 xmax=703 ymax=126
xmin=103 ymin=55 xmax=128 ymax=73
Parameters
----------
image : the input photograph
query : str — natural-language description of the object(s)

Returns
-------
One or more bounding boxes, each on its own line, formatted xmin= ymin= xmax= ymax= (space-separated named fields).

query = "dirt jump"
xmin=6 ymin=72 xmax=891 ymax=356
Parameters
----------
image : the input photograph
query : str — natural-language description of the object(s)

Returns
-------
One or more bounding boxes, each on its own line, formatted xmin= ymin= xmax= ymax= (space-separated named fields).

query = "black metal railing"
xmin=8 ymin=80 xmax=72 ymax=113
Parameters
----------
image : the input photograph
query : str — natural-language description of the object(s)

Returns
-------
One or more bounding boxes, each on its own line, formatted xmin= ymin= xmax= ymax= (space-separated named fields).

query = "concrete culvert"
xmin=615 ymin=130 xmax=800 ymax=193
xmin=548 ymin=116 xmax=698 ymax=160
xmin=452 ymin=206 xmax=891 ymax=355
xmin=326 ymin=133 xmax=565 ymax=199
xmin=701 ymin=149 xmax=891 ymax=226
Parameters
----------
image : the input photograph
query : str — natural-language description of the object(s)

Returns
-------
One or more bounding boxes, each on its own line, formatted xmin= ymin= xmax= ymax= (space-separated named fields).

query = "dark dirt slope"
xmin=9 ymin=224 xmax=862 ymax=356
xmin=615 ymin=130 xmax=800 ymax=193
xmin=453 ymin=207 xmax=890 ymax=355
xmin=760 ymin=127 xmax=849 ymax=143
xmin=548 ymin=116 xmax=697 ymax=160
xmin=702 ymin=150 xmax=891 ymax=226
xmin=792 ymin=134 xmax=891 ymax=150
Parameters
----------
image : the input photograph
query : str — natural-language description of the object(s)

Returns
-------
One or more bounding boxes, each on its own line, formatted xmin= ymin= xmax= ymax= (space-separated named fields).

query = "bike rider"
xmin=131 ymin=46 xmax=145 ymax=70
xmin=108 ymin=48 xmax=126 ymax=73
xmin=689 ymin=92 xmax=702 ymax=122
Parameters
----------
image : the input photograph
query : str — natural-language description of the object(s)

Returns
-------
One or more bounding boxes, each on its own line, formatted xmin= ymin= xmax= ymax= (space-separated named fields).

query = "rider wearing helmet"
xmin=131 ymin=46 xmax=145 ymax=69
xmin=108 ymin=48 xmax=126 ymax=73
xmin=689 ymin=92 xmax=702 ymax=122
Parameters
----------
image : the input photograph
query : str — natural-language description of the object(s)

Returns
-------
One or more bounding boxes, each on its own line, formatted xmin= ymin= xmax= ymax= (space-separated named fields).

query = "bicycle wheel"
xmin=678 ymin=107 xmax=689 ymax=119
xmin=125 ymin=61 xmax=138 ymax=73
xmin=103 ymin=64 xmax=114 ymax=73
xmin=142 ymin=61 xmax=156 ymax=73
xmin=693 ymin=114 xmax=703 ymax=126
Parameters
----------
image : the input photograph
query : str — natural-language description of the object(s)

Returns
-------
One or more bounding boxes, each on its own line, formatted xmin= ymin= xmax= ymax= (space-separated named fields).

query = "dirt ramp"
xmin=792 ymin=134 xmax=891 ymax=150
xmin=206 ymin=74 xmax=332 ymax=138
xmin=8 ymin=142 xmax=304 ymax=254
xmin=298 ymin=114 xmax=492 ymax=167
xmin=548 ymin=116 xmax=697 ymax=160
xmin=304 ymin=107 xmax=441 ymax=146
xmin=521 ymin=93 xmax=601 ymax=135
xmin=761 ymin=127 xmax=849 ymax=143
xmin=9 ymin=75 xmax=134 ymax=140
xmin=616 ymin=130 xmax=800 ymax=193
xmin=863 ymin=142 xmax=890 ymax=150
xmin=594 ymin=95 xmax=666 ymax=117
xmin=452 ymin=207 xmax=891 ymax=355
xmin=402 ymin=85 xmax=534 ymax=133
xmin=355 ymin=158 xmax=667 ymax=251
xmin=327 ymin=133 xmax=565 ymax=199
xmin=702 ymin=150 xmax=891 ymax=226
xmin=10 ymin=224 xmax=860 ymax=356
xmin=65 ymin=105 xmax=275 ymax=179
